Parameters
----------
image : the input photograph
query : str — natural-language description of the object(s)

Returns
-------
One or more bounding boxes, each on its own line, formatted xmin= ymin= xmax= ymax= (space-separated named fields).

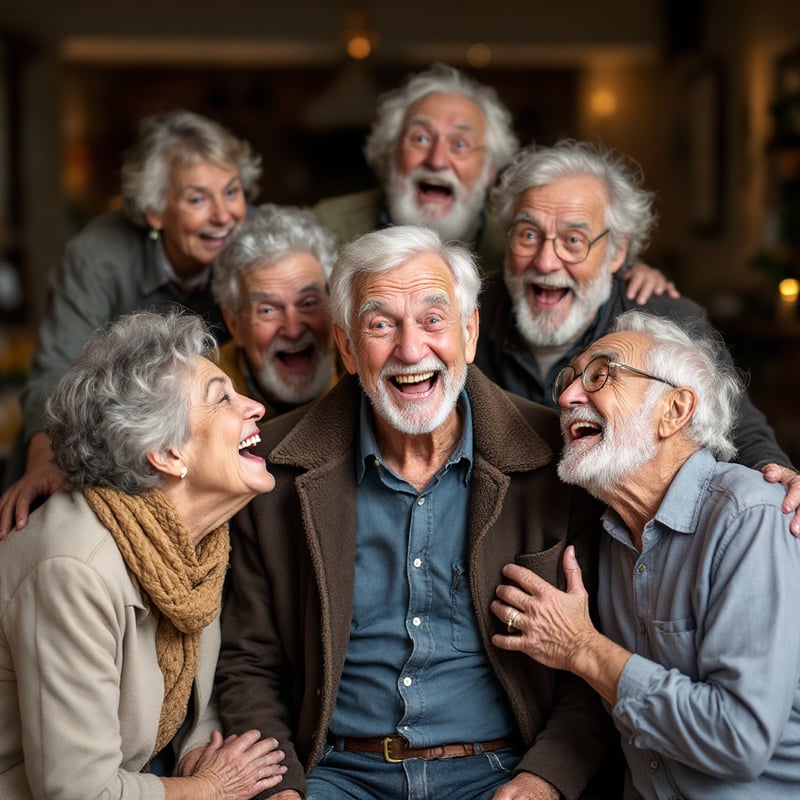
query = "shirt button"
xmin=403 ymin=676 xmax=413 ymax=687
xmin=639 ymin=622 xmax=646 ymax=634
xmin=649 ymin=758 xmax=659 ymax=770
xmin=637 ymin=563 xmax=647 ymax=574
xmin=417 ymin=497 xmax=425 ymax=506
xmin=412 ymin=617 xmax=421 ymax=626
xmin=413 ymin=558 xmax=422 ymax=568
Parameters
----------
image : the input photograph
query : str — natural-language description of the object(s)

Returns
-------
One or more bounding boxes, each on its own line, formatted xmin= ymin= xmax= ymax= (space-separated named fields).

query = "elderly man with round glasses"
xmin=475 ymin=138 xmax=800 ymax=532
xmin=491 ymin=310 xmax=800 ymax=799
xmin=312 ymin=63 xmax=673 ymax=303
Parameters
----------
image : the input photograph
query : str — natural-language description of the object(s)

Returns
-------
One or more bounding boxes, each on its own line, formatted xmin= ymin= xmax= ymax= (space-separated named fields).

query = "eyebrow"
xmin=572 ymin=349 xmax=619 ymax=370
xmin=180 ymin=175 xmax=241 ymax=194
xmin=357 ymin=292 xmax=451 ymax=320
xmin=510 ymin=211 xmax=592 ymax=231
xmin=248 ymin=282 xmax=325 ymax=303
xmin=406 ymin=116 xmax=479 ymax=135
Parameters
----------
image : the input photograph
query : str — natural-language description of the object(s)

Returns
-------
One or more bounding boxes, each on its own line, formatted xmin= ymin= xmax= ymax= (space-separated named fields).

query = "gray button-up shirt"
xmin=599 ymin=448 xmax=800 ymax=798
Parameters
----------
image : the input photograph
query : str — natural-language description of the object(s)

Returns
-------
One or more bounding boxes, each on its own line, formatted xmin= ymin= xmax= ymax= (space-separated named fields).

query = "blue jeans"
xmin=306 ymin=744 xmax=523 ymax=800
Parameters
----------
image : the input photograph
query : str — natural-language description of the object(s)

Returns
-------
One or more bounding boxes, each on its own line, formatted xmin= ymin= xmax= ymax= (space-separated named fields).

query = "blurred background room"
xmin=1 ymin=0 xmax=800 ymax=468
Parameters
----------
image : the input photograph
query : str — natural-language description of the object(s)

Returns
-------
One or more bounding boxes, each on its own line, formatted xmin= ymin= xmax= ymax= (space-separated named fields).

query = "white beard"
xmin=361 ymin=355 xmax=466 ymax=436
xmin=557 ymin=393 xmax=658 ymax=499
xmin=385 ymin=165 xmax=488 ymax=244
xmin=505 ymin=259 xmax=614 ymax=348
xmin=253 ymin=332 xmax=334 ymax=406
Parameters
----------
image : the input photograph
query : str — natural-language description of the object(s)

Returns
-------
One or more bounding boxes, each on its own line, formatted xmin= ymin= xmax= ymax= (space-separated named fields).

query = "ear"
xmin=463 ymin=307 xmax=480 ymax=365
xmin=332 ymin=323 xmax=358 ymax=375
xmin=146 ymin=447 xmax=184 ymax=480
xmin=221 ymin=305 xmax=243 ymax=345
xmin=144 ymin=210 xmax=163 ymax=232
xmin=657 ymin=387 xmax=696 ymax=440
xmin=609 ymin=235 xmax=631 ymax=275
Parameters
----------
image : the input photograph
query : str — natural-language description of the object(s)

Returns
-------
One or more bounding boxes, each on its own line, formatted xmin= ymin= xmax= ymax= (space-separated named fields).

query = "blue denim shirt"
xmin=328 ymin=391 xmax=516 ymax=745
xmin=599 ymin=449 xmax=800 ymax=798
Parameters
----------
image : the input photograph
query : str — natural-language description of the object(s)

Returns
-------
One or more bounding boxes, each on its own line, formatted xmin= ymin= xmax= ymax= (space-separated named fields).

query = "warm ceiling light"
xmin=343 ymin=8 xmax=377 ymax=61
xmin=466 ymin=43 xmax=491 ymax=68
xmin=779 ymin=278 xmax=800 ymax=300
xmin=347 ymin=35 xmax=372 ymax=60
xmin=589 ymin=88 xmax=618 ymax=118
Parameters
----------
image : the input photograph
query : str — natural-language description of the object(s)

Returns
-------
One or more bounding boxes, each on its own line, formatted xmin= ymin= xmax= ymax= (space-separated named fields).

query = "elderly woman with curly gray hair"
xmin=0 ymin=310 xmax=285 ymax=799
xmin=1 ymin=107 xmax=262 ymax=538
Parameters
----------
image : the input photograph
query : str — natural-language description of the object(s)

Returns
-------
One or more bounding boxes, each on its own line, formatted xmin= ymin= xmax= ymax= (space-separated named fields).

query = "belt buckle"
xmin=382 ymin=736 xmax=404 ymax=763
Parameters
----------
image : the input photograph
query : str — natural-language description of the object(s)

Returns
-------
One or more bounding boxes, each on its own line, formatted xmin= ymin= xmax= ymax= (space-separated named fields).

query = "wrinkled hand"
xmin=762 ymin=463 xmax=800 ymax=537
xmin=624 ymin=262 xmax=680 ymax=304
xmin=491 ymin=546 xmax=595 ymax=672
xmin=491 ymin=771 xmax=559 ymax=800
xmin=269 ymin=792 xmax=303 ymax=799
xmin=183 ymin=729 xmax=286 ymax=799
xmin=0 ymin=456 xmax=64 ymax=539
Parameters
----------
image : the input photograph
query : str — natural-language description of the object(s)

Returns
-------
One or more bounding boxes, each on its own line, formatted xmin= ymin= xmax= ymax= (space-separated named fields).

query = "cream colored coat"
xmin=0 ymin=491 xmax=221 ymax=799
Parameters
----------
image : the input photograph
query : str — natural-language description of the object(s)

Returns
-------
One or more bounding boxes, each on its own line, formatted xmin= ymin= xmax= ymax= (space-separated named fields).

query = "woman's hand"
xmin=0 ymin=433 xmax=64 ymax=540
xmin=623 ymin=262 xmax=679 ymax=304
xmin=165 ymin=729 xmax=286 ymax=799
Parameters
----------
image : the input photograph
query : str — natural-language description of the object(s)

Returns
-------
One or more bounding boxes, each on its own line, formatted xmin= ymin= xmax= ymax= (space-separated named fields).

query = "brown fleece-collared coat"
xmin=216 ymin=366 xmax=608 ymax=800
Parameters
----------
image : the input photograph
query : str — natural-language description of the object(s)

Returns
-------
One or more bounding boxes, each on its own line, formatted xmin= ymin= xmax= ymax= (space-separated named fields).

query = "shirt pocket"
xmin=650 ymin=617 xmax=698 ymax=679
xmin=450 ymin=560 xmax=483 ymax=652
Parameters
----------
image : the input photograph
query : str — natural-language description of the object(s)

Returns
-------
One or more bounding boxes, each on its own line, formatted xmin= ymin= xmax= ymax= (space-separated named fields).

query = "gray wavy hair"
xmin=364 ymin=63 xmax=519 ymax=182
xmin=211 ymin=203 xmax=338 ymax=312
xmin=120 ymin=108 xmax=262 ymax=226
xmin=329 ymin=225 xmax=481 ymax=334
xmin=43 ymin=310 xmax=218 ymax=493
xmin=491 ymin=139 xmax=657 ymax=267
xmin=612 ymin=310 xmax=743 ymax=461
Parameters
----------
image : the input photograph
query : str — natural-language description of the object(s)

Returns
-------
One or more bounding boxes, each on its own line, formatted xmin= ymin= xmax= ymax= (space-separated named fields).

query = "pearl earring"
xmin=180 ymin=467 xmax=188 ymax=480
xmin=149 ymin=228 xmax=160 ymax=241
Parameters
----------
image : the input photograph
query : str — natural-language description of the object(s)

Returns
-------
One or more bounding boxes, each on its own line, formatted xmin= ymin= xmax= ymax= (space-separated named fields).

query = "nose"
xmin=557 ymin=376 xmax=589 ymax=409
xmin=280 ymin=306 xmax=306 ymax=339
xmin=394 ymin=322 xmax=428 ymax=363
xmin=243 ymin=394 xmax=266 ymax=422
xmin=424 ymin=134 xmax=450 ymax=170
xmin=209 ymin=195 xmax=234 ymax=225
xmin=530 ymin=237 xmax=564 ymax=275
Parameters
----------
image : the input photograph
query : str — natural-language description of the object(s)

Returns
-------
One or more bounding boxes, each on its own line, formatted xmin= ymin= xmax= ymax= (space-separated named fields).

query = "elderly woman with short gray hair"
xmin=0 ymin=310 xmax=285 ymax=799
xmin=1 ymin=107 xmax=262 ymax=539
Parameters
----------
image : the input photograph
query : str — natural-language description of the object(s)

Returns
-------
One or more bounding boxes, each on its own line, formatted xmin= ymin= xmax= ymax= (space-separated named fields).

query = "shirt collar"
xmin=601 ymin=448 xmax=715 ymax=543
xmin=154 ymin=239 xmax=211 ymax=294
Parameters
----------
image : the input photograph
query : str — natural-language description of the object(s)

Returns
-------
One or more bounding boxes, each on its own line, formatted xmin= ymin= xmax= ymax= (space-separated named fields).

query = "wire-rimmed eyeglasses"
xmin=507 ymin=222 xmax=609 ymax=263
xmin=551 ymin=354 xmax=677 ymax=405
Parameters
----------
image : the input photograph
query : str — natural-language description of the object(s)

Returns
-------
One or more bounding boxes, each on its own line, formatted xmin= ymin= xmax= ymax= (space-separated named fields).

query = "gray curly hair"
xmin=491 ymin=139 xmax=657 ymax=267
xmin=364 ymin=63 xmax=518 ymax=182
xmin=120 ymin=108 xmax=262 ymax=226
xmin=211 ymin=203 xmax=337 ymax=313
xmin=612 ymin=310 xmax=743 ymax=461
xmin=43 ymin=310 xmax=218 ymax=493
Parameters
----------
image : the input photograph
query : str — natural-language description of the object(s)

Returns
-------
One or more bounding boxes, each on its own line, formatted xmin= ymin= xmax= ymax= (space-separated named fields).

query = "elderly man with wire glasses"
xmin=312 ymin=64 xmax=671 ymax=303
xmin=491 ymin=310 xmax=800 ymax=800
xmin=474 ymin=138 xmax=800 ymax=533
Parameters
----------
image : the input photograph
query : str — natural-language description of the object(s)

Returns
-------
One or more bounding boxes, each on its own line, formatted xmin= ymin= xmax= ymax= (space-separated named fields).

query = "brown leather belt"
xmin=331 ymin=734 xmax=515 ymax=763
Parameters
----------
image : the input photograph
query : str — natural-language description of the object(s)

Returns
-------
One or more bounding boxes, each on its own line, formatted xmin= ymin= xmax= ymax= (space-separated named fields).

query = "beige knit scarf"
xmin=83 ymin=486 xmax=230 ymax=761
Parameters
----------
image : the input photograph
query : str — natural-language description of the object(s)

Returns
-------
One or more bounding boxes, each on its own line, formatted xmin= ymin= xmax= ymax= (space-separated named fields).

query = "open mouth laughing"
xmin=238 ymin=431 xmax=263 ymax=462
xmin=390 ymin=369 xmax=439 ymax=396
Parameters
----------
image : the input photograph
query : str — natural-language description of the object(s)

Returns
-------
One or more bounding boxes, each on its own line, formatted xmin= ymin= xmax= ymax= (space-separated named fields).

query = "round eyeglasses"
xmin=402 ymin=124 xmax=485 ymax=161
xmin=507 ymin=222 xmax=609 ymax=263
xmin=551 ymin=355 xmax=677 ymax=405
